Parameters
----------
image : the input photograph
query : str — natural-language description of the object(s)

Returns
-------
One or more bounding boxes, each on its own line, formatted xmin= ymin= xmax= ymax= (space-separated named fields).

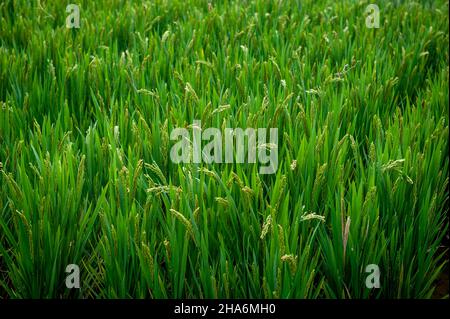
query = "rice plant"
xmin=0 ymin=0 xmax=448 ymax=298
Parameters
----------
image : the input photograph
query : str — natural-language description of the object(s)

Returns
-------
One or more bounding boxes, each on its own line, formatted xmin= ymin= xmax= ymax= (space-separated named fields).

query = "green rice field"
xmin=0 ymin=0 xmax=448 ymax=298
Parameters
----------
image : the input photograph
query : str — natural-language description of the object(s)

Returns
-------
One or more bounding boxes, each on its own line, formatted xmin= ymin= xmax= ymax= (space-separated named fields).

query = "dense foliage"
xmin=0 ymin=0 xmax=448 ymax=298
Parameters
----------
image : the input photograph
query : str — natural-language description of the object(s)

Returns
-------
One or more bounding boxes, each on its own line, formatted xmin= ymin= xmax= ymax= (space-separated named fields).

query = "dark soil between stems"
xmin=432 ymin=248 xmax=449 ymax=299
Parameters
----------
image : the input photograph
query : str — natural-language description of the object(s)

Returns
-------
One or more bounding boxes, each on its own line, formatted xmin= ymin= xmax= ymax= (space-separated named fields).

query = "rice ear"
xmin=343 ymin=217 xmax=351 ymax=263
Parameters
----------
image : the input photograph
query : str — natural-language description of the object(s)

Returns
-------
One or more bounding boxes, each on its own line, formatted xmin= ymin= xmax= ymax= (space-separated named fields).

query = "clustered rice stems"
xmin=0 ymin=0 xmax=448 ymax=298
